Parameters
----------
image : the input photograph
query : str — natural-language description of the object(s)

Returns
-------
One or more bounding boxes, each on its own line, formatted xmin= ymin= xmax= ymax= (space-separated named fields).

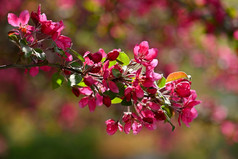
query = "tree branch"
xmin=0 ymin=63 xmax=83 ymax=75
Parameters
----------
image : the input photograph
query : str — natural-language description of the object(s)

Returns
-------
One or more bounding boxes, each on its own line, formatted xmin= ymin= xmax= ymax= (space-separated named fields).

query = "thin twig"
xmin=0 ymin=63 xmax=83 ymax=75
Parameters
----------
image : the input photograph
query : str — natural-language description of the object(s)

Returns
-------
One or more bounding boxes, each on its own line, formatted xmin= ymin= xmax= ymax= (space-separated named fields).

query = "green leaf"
xmin=70 ymin=48 xmax=85 ymax=62
xmin=33 ymin=48 xmax=46 ymax=60
xmin=20 ymin=40 xmax=32 ymax=58
xmin=112 ymin=69 xmax=121 ymax=78
xmin=116 ymin=82 xmax=125 ymax=97
xmin=101 ymin=57 xmax=106 ymax=63
xmin=103 ymin=90 xmax=117 ymax=100
xmin=77 ymin=81 xmax=87 ymax=87
xmin=161 ymin=105 xmax=175 ymax=131
xmin=121 ymin=98 xmax=132 ymax=106
xmin=68 ymin=74 xmax=82 ymax=86
xmin=111 ymin=97 xmax=122 ymax=104
xmin=8 ymin=34 xmax=18 ymax=43
xmin=108 ymin=60 xmax=117 ymax=68
xmin=158 ymin=77 xmax=166 ymax=88
xmin=117 ymin=52 xmax=130 ymax=66
xmin=70 ymin=61 xmax=82 ymax=68
xmin=161 ymin=105 xmax=172 ymax=118
xmin=52 ymin=72 xmax=64 ymax=89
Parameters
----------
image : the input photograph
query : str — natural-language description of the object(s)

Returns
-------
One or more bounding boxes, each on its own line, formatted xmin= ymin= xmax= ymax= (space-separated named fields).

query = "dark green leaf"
xmin=68 ymin=74 xmax=82 ymax=86
xmin=161 ymin=106 xmax=175 ymax=131
xmin=121 ymin=98 xmax=132 ymax=106
xmin=70 ymin=61 xmax=82 ymax=68
xmin=112 ymin=69 xmax=121 ymax=78
xmin=116 ymin=82 xmax=125 ymax=97
xmin=158 ymin=77 xmax=166 ymax=88
xmin=70 ymin=48 xmax=85 ymax=62
xmin=52 ymin=72 xmax=64 ymax=89
xmin=103 ymin=90 xmax=117 ymax=100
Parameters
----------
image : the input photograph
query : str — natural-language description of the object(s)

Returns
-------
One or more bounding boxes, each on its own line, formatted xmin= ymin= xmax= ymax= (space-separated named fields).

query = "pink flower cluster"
xmin=7 ymin=5 xmax=73 ymax=76
xmin=165 ymin=79 xmax=201 ymax=127
xmin=6 ymin=5 xmax=201 ymax=135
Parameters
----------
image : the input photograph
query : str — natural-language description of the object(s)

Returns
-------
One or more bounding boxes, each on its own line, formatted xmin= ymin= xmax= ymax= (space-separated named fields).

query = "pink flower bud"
xmin=107 ymin=50 xmax=119 ymax=61
xmin=72 ymin=87 xmax=80 ymax=97
xmin=176 ymin=81 xmax=191 ymax=97
xmin=88 ymin=51 xmax=102 ymax=63
xmin=103 ymin=96 xmax=111 ymax=107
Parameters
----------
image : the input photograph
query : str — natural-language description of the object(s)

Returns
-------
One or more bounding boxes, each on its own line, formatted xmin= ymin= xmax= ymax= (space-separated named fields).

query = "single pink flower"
xmin=105 ymin=119 xmax=123 ymax=135
xmin=132 ymin=121 xmax=142 ymax=135
xmin=134 ymin=41 xmax=158 ymax=66
xmin=179 ymin=107 xmax=198 ymax=127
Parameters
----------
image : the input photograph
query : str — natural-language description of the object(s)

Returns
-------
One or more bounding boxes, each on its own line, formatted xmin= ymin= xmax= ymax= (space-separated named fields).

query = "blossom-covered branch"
xmin=3 ymin=5 xmax=201 ymax=135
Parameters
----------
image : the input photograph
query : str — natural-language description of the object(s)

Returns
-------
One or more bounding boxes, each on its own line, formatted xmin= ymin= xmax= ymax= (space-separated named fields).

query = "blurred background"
xmin=0 ymin=0 xmax=238 ymax=158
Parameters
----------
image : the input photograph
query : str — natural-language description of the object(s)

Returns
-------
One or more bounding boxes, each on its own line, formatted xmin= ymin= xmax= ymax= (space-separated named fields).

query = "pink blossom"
xmin=132 ymin=121 xmax=142 ymax=134
xmin=79 ymin=87 xmax=93 ymax=96
xmin=78 ymin=93 xmax=103 ymax=112
xmin=134 ymin=41 xmax=158 ymax=66
xmin=8 ymin=10 xmax=29 ymax=27
xmin=41 ymin=20 xmax=64 ymax=40
xmin=175 ymin=81 xmax=191 ymax=97
xmin=55 ymin=35 xmax=72 ymax=51
xmin=179 ymin=107 xmax=198 ymax=127
xmin=105 ymin=119 xmax=123 ymax=135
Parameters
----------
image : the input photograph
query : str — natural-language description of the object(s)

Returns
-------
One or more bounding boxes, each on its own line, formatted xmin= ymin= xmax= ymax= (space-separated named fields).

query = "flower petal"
xmin=145 ymin=48 xmax=158 ymax=61
xmin=79 ymin=97 xmax=89 ymax=108
xmin=108 ymin=81 xmax=119 ymax=93
xmin=8 ymin=13 xmax=20 ymax=27
xmin=88 ymin=98 xmax=96 ymax=112
xmin=19 ymin=10 xmax=30 ymax=25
